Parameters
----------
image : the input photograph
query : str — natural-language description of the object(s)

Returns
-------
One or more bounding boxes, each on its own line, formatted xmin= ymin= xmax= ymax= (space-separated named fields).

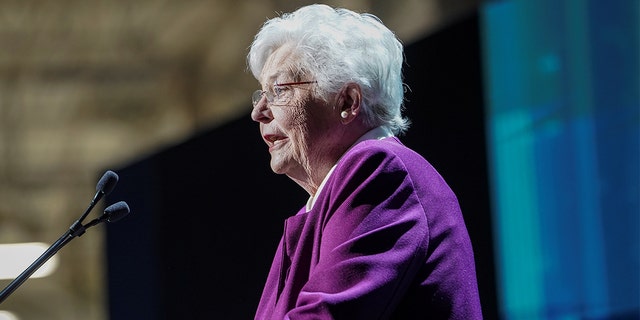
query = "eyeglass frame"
xmin=252 ymin=81 xmax=317 ymax=107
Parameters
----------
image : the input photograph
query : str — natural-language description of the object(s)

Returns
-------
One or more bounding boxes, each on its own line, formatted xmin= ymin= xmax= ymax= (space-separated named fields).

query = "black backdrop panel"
xmin=105 ymin=115 xmax=306 ymax=319
xmin=106 ymin=11 xmax=497 ymax=320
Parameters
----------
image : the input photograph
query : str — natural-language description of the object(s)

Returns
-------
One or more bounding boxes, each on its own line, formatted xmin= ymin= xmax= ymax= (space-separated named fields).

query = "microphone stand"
xmin=0 ymin=190 xmax=106 ymax=304
xmin=0 ymin=230 xmax=76 ymax=304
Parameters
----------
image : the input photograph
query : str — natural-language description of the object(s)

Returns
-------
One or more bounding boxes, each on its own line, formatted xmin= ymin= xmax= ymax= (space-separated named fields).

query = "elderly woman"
xmin=248 ymin=4 xmax=482 ymax=320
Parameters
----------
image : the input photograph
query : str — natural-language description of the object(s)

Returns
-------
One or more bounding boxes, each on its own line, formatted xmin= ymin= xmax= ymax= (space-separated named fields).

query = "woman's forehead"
xmin=260 ymin=45 xmax=302 ymax=83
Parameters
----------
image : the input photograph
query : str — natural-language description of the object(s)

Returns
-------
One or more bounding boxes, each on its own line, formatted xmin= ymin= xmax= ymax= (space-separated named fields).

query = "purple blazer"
xmin=255 ymin=137 xmax=483 ymax=319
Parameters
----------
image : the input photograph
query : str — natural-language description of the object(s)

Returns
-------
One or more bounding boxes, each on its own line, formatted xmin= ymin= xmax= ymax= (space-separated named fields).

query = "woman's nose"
xmin=251 ymin=96 xmax=272 ymax=123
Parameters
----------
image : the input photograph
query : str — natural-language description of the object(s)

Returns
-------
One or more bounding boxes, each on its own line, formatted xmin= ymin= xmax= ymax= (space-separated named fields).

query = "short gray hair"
xmin=247 ymin=4 xmax=410 ymax=135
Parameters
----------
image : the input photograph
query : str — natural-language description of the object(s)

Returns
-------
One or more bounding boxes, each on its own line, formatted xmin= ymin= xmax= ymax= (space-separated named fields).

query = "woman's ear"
xmin=337 ymin=83 xmax=362 ymax=123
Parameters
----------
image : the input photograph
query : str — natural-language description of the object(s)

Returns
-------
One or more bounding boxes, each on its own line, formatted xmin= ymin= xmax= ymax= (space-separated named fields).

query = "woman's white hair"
xmin=248 ymin=4 xmax=410 ymax=135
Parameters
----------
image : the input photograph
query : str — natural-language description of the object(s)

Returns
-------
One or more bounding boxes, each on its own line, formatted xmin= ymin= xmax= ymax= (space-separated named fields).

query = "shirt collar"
xmin=305 ymin=126 xmax=393 ymax=212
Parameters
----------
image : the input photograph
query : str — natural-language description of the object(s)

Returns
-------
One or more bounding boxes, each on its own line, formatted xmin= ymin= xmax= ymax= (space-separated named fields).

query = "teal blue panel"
xmin=481 ymin=0 xmax=639 ymax=319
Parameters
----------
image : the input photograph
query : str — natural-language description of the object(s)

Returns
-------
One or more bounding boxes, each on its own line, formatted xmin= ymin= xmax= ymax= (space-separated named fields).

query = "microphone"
xmin=96 ymin=170 xmax=119 ymax=199
xmin=104 ymin=201 xmax=130 ymax=222
xmin=84 ymin=201 xmax=131 ymax=229
xmin=0 ymin=170 xmax=131 ymax=304
xmin=69 ymin=170 xmax=119 ymax=237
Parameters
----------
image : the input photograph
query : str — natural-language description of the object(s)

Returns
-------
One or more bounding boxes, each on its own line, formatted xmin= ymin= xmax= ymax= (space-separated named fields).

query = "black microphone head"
xmin=97 ymin=170 xmax=119 ymax=196
xmin=104 ymin=201 xmax=130 ymax=223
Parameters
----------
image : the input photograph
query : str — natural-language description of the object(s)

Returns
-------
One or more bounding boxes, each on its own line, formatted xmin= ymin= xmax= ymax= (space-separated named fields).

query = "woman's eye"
xmin=273 ymin=86 xmax=285 ymax=97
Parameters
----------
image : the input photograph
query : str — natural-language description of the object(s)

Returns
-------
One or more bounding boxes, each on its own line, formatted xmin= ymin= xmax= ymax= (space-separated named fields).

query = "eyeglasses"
xmin=252 ymin=81 xmax=317 ymax=107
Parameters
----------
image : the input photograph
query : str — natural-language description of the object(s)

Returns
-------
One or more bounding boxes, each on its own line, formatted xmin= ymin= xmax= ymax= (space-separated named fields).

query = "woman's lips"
xmin=264 ymin=134 xmax=288 ymax=151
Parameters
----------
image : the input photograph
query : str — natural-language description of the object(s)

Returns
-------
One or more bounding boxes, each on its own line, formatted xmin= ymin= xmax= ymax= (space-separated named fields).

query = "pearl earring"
xmin=341 ymin=111 xmax=349 ymax=119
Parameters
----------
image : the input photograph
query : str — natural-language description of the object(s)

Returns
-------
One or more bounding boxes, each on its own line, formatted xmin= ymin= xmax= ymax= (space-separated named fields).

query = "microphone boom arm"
xmin=0 ymin=170 xmax=127 ymax=305
xmin=0 ymin=230 xmax=74 ymax=304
